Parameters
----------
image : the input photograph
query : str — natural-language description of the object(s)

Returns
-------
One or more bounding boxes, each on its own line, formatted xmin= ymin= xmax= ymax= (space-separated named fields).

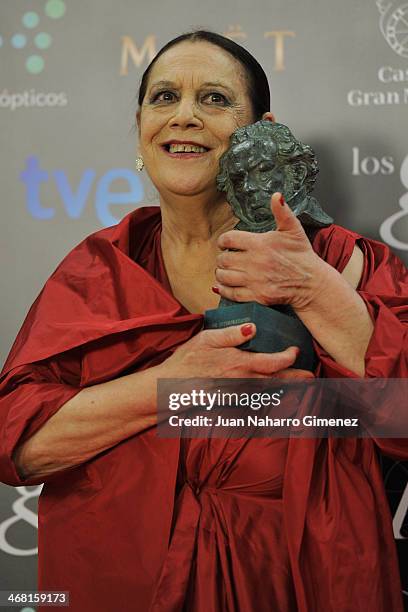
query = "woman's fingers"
xmin=200 ymin=326 xmax=301 ymax=375
xmin=212 ymin=283 xmax=254 ymax=302
xmin=216 ymin=249 xmax=246 ymax=270
xmin=174 ymin=325 xmax=307 ymax=379
xmin=247 ymin=346 xmax=299 ymax=375
xmin=272 ymin=368 xmax=315 ymax=379
xmin=270 ymin=192 xmax=305 ymax=234
xmin=201 ymin=322 xmax=257 ymax=348
xmin=217 ymin=229 xmax=256 ymax=251
xmin=215 ymin=268 xmax=247 ymax=287
xmin=213 ymin=193 xmax=317 ymax=309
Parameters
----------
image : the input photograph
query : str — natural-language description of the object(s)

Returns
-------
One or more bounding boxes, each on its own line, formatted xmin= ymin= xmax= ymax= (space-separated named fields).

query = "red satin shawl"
xmin=0 ymin=206 xmax=407 ymax=611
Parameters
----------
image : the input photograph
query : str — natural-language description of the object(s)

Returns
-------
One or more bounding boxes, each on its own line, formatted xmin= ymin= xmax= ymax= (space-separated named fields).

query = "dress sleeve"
xmin=0 ymin=349 xmax=82 ymax=487
xmin=312 ymin=231 xmax=408 ymax=460
xmin=315 ymin=237 xmax=408 ymax=378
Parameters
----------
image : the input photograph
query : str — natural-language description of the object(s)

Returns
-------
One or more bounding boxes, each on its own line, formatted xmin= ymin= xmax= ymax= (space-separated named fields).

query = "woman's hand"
xmin=213 ymin=191 xmax=374 ymax=376
xmin=159 ymin=322 xmax=314 ymax=379
xmin=214 ymin=192 xmax=328 ymax=311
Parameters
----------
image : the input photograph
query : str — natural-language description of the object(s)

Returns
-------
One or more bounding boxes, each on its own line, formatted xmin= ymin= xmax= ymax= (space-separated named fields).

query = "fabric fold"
xmin=0 ymin=206 xmax=406 ymax=611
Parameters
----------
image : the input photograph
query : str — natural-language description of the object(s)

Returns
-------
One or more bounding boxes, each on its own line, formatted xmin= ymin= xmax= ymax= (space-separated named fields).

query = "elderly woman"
xmin=1 ymin=30 xmax=407 ymax=612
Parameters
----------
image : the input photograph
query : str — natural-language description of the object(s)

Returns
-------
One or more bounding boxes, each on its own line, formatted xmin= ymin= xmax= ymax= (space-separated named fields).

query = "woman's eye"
xmin=152 ymin=91 xmax=176 ymax=103
xmin=203 ymin=92 xmax=228 ymax=105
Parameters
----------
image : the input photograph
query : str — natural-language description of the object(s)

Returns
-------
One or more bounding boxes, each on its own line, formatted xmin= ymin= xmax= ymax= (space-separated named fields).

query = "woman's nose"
xmin=169 ymin=99 xmax=203 ymax=129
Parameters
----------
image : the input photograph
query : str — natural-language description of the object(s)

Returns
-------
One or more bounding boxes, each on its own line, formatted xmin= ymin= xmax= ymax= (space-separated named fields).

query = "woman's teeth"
xmin=168 ymin=144 xmax=207 ymax=153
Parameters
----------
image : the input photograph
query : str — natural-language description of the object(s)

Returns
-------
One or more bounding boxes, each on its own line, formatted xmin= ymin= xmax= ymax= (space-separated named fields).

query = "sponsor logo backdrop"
xmin=0 ymin=0 xmax=407 ymax=609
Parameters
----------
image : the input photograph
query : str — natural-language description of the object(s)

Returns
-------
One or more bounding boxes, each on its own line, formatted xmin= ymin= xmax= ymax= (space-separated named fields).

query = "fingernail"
xmin=289 ymin=346 xmax=300 ymax=357
xmin=212 ymin=286 xmax=220 ymax=294
xmin=241 ymin=324 xmax=253 ymax=337
xmin=279 ymin=194 xmax=285 ymax=207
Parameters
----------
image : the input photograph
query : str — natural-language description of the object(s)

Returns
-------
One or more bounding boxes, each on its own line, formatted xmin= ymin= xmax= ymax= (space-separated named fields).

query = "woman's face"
xmin=137 ymin=41 xmax=255 ymax=202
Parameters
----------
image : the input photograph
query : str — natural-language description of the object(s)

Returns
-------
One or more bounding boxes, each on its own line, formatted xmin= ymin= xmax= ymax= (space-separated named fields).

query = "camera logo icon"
xmin=0 ymin=0 xmax=66 ymax=74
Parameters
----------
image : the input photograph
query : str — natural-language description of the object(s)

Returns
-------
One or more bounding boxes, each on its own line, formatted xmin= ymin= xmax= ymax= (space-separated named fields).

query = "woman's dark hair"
xmin=137 ymin=30 xmax=270 ymax=121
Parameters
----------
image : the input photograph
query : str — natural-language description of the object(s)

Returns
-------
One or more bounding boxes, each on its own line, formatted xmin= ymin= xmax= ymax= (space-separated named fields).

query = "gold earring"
xmin=135 ymin=156 xmax=144 ymax=171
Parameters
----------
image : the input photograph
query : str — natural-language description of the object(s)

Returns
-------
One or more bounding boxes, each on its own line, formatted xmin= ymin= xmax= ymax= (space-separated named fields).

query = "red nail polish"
xmin=279 ymin=195 xmax=285 ymax=207
xmin=241 ymin=324 xmax=253 ymax=337
xmin=212 ymin=286 xmax=220 ymax=294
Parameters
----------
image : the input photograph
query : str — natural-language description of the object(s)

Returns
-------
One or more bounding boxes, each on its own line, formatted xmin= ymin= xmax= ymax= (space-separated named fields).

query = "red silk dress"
xmin=138 ymin=221 xmax=296 ymax=611
xmin=0 ymin=206 xmax=407 ymax=612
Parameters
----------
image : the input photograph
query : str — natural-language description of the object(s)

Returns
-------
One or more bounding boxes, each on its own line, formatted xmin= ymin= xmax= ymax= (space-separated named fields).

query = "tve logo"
xmin=20 ymin=156 xmax=144 ymax=227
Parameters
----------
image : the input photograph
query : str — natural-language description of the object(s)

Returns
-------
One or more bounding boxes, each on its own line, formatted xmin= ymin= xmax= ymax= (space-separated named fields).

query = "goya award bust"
xmin=204 ymin=120 xmax=333 ymax=370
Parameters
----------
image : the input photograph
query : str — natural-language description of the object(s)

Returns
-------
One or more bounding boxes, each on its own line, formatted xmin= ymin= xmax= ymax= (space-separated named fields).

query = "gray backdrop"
xmin=1 ymin=0 xmax=407 ymax=610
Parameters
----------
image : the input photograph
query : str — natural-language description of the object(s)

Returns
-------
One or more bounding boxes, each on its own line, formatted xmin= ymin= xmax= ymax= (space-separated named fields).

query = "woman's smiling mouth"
xmin=161 ymin=140 xmax=210 ymax=158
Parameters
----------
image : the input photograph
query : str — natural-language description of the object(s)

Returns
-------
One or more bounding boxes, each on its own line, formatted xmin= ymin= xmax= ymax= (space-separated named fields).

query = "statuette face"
xmin=216 ymin=120 xmax=333 ymax=232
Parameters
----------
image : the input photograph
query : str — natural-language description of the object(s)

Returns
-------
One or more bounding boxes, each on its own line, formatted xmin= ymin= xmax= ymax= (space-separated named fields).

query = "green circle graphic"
xmin=22 ymin=12 xmax=40 ymax=28
xmin=45 ymin=0 xmax=66 ymax=19
xmin=35 ymin=32 xmax=52 ymax=49
xmin=26 ymin=55 xmax=44 ymax=74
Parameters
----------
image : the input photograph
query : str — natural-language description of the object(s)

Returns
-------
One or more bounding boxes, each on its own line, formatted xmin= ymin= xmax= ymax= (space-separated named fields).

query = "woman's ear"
xmin=262 ymin=111 xmax=275 ymax=122
xmin=136 ymin=110 xmax=141 ymax=135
